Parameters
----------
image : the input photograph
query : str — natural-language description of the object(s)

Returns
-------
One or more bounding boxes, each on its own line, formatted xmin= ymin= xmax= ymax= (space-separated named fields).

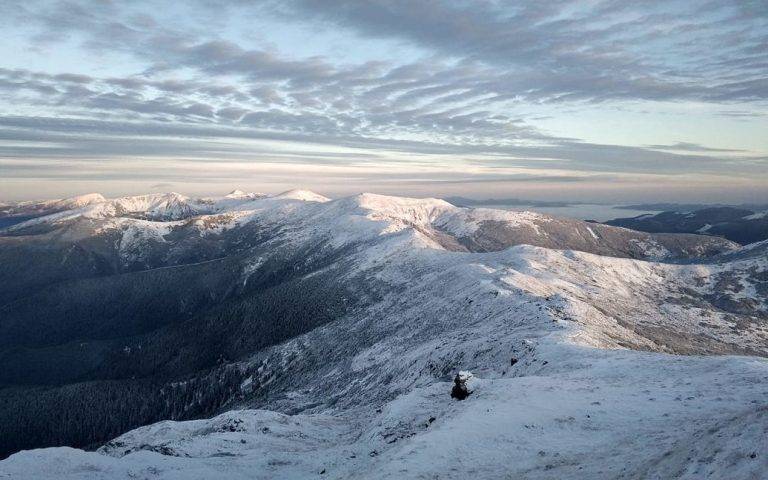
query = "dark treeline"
xmin=0 ymin=235 xmax=361 ymax=459
xmin=0 ymin=365 xmax=246 ymax=458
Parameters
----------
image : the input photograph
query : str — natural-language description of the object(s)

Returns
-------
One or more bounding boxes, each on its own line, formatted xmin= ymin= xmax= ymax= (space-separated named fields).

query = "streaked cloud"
xmin=0 ymin=0 xmax=765 ymax=201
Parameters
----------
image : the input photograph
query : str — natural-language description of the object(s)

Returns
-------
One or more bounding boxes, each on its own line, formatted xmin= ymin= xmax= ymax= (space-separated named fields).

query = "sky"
xmin=0 ymin=0 xmax=766 ymax=203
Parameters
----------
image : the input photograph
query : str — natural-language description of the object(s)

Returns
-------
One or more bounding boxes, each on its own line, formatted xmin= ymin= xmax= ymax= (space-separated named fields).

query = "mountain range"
xmin=0 ymin=190 xmax=766 ymax=479
xmin=605 ymin=206 xmax=768 ymax=245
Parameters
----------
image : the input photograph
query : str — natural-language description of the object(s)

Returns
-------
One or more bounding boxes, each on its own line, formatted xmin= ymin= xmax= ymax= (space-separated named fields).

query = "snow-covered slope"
xmin=0 ymin=192 xmax=765 ymax=479
xmin=5 ymin=351 xmax=765 ymax=480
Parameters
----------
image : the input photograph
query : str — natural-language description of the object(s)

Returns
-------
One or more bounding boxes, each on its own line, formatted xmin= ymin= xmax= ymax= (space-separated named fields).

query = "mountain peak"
xmin=345 ymin=192 xmax=456 ymax=224
xmin=274 ymin=189 xmax=330 ymax=202
xmin=68 ymin=192 xmax=105 ymax=202
xmin=225 ymin=189 xmax=247 ymax=198
xmin=56 ymin=193 xmax=106 ymax=208
xmin=354 ymin=192 xmax=453 ymax=210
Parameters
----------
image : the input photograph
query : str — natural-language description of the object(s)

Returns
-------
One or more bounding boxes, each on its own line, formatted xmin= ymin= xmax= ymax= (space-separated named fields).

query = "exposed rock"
xmin=451 ymin=371 xmax=474 ymax=400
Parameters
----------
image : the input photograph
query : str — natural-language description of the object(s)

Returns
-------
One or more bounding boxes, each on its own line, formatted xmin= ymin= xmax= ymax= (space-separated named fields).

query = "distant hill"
xmin=615 ymin=202 xmax=768 ymax=211
xmin=605 ymin=206 xmax=768 ymax=245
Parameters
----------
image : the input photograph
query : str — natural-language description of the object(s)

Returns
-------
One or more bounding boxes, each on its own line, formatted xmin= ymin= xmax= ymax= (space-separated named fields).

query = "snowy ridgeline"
xmin=1 ymin=190 xmax=767 ymax=479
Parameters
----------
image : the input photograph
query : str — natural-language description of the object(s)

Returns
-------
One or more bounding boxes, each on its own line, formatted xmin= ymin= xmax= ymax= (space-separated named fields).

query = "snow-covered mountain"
xmin=0 ymin=191 xmax=766 ymax=479
xmin=2 ymin=191 xmax=264 ymax=226
xmin=0 ymin=193 xmax=107 ymax=228
xmin=1 ymin=190 xmax=736 ymax=257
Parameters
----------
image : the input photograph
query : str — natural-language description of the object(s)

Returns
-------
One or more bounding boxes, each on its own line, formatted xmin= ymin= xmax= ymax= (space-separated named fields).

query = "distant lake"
xmin=478 ymin=204 xmax=662 ymax=222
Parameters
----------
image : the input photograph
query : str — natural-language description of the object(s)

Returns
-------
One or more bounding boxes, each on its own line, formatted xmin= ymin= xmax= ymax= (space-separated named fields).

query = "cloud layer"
xmin=0 ymin=0 xmax=766 ymax=201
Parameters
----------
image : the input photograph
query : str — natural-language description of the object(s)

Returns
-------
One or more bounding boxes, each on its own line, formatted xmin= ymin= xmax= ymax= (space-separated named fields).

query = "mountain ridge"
xmin=605 ymin=206 xmax=768 ymax=245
